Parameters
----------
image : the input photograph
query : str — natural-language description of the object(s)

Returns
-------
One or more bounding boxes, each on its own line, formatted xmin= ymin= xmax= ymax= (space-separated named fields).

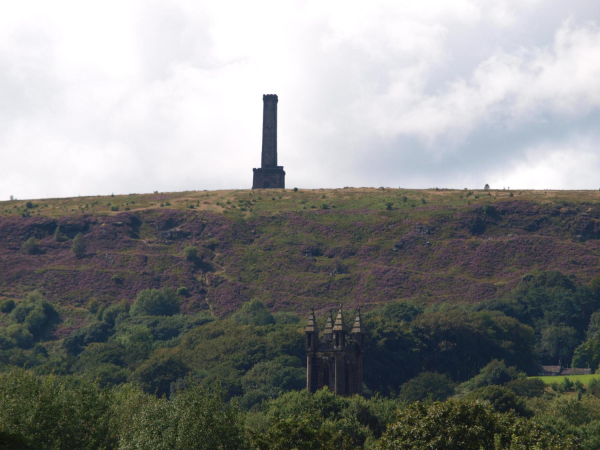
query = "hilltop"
xmin=1 ymin=187 xmax=600 ymax=335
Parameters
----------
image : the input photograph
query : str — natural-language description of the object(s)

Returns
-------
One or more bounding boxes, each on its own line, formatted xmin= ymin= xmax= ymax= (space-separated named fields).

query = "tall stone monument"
xmin=252 ymin=94 xmax=285 ymax=189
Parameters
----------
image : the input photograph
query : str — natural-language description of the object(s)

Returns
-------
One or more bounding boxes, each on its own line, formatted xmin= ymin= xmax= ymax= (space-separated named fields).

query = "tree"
xmin=130 ymin=288 xmax=180 ymax=317
xmin=484 ymin=184 xmax=490 ymax=190
xmin=398 ymin=372 xmax=455 ymax=403
xmin=377 ymin=400 xmax=574 ymax=450
xmin=71 ymin=233 xmax=86 ymax=258
xmin=538 ymin=325 xmax=579 ymax=364
xmin=240 ymin=356 xmax=305 ymax=408
xmin=504 ymin=378 xmax=545 ymax=398
xmin=466 ymin=386 xmax=532 ymax=417
xmin=62 ymin=322 xmax=113 ymax=356
xmin=119 ymin=383 xmax=247 ymax=449
xmin=9 ymin=292 xmax=59 ymax=341
xmin=461 ymin=359 xmax=524 ymax=392
xmin=232 ymin=299 xmax=275 ymax=326
xmin=0 ymin=299 xmax=15 ymax=314
xmin=131 ymin=353 xmax=190 ymax=397
xmin=0 ymin=369 xmax=117 ymax=450
xmin=183 ymin=246 xmax=201 ymax=262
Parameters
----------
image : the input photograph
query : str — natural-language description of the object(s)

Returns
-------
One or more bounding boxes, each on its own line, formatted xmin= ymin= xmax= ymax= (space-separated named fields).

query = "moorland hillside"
xmin=1 ymin=187 xmax=600 ymax=337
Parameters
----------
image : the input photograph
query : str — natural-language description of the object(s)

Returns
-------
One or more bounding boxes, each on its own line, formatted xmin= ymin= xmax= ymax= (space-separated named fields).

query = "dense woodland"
xmin=3 ymin=270 xmax=600 ymax=448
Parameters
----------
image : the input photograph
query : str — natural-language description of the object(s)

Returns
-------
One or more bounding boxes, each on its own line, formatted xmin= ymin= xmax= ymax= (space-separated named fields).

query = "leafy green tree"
xmin=367 ymin=300 xmax=422 ymax=323
xmin=119 ymin=383 xmax=247 ymax=449
xmin=505 ymin=377 xmax=546 ymax=398
xmin=377 ymin=400 xmax=574 ymax=449
xmin=363 ymin=316 xmax=422 ymax=395
xmin=0 ymin=369 xmax=116 ymax=450
xmin=241 ymin=356 xmax=304 ymax=408
xmin=252 ymin=388 xmax=396 ymax=449
xmin=398 ymin=372 xmax=455 ymax=403
xmin=2 ymin=325 xmax=33 ymax=350
xmin=116 ymin=325 xmax=153 ymax=365
xmin=130 ymin=288 xmax=180 ymax=317
xmin=411 ymin=310 xmax=537 ymax=381
xmin=0 ymin=299 xmax=15 ymax=314
xmin=74 ymin=341 xmax=126 ymax=369
xmin=183 ymin=246 xmax=201 ymax=262
xmin=467 ymin=386 xmax=532 ymax=417
xmin=62 ymin=322 xmax=112 ymax=356
xmin=538 ymin=325 xmax=579 ymax=364
xmin=100 ymin=300 xmax=129 ymax=326
xmin=461 ymin=359 xmax=524 ymax=391
xmin=71 ymin=232 xmax=86 ymax=258
xmin=9 ymin=292 xmax=59 ymax=341
xmin=232 ymin=299 xmax=275 ymax=326
xmin=131 ymin=352 xmax=190 ymax=397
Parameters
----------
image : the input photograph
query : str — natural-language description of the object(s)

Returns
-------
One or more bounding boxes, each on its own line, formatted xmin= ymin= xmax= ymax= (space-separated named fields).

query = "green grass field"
xmin=532 ymin=374 xmax=600 ymax=386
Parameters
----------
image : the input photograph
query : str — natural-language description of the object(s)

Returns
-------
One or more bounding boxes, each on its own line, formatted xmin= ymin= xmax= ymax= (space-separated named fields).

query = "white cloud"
xmin=490 ymin=138 xmax=600 ymax=190
xmin=0 ymin=0 xmax=599 ymax=198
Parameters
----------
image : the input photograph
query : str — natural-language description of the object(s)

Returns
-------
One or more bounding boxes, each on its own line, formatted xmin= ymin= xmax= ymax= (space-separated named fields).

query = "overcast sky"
xmin=2 ymin=0 xmax=600 ymax=199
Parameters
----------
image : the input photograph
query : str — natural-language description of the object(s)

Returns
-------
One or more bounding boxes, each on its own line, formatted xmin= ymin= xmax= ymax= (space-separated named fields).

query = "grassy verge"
xmin=531 ymin=374 xmax=600 ymax=386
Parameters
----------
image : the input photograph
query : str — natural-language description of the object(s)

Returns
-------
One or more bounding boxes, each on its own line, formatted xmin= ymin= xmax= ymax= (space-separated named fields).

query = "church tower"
xmin=305 ymin=308 xmax=365 ymax=396
xmin=252 ymin=94 xmax=285 ymax=189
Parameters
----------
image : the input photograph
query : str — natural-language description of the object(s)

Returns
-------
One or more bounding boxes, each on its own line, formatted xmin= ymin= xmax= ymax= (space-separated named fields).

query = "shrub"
xmin=53 ymin=226 xmax=66 ymax=242
xmin=177 ymin=287 xmax=189 ymax=297
xmin=111 ymin=275 xmax=124 ymax=285
xmin=385 ymin=202 xmax=394 ymax=210
xmin=130 ymin=288 xmax=180 ymax=317
xmin=71 ymin=233 xmax=86 ymax=258
xmin=293 ymin=187 xmax=298 ymax=192
xmin=21 ymin=237 xmax=40 ymax=255
xmin=588 ymin=378 xmax=600 ymax=398
xmin=484 ymin=184 xmax=490 ymax=190
xmin=183 ymin=246 xmax=200 ymax=262
xmin=561 ymin=377 xmax=574 ymax=392
xmin=0 ymin=299 xmax=15 ymax=314
xmin=482 ymin=204 xmax=496 ymax=215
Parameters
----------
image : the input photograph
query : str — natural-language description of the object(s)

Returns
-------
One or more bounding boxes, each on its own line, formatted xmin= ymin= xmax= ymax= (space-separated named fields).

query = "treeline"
xmin=2 ymin=271 xmax=600 ymax=405
xmin=0 ymin=368 xmax=595 ymax=449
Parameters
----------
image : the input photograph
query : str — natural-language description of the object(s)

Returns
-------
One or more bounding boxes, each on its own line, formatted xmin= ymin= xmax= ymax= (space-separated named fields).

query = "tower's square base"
xmin=252 ymin=167 xmax=285 ymax=189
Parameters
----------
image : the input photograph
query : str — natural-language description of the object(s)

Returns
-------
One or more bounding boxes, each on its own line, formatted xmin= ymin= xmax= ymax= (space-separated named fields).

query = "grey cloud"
xmin=1 ymin=0 xmax=600 ymax=199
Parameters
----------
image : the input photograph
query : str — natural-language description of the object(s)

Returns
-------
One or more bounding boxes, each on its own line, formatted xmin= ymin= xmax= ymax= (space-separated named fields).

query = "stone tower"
xmin=305 ymin=308 xmax=365 ymax=396
xmin=252 ymin=94 xmax=285 ymax=189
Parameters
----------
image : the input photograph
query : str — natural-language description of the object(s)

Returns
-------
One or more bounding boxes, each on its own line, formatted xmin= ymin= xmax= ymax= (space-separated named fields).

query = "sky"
xmin=1 ymin=0 xmax=600 ymax=199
